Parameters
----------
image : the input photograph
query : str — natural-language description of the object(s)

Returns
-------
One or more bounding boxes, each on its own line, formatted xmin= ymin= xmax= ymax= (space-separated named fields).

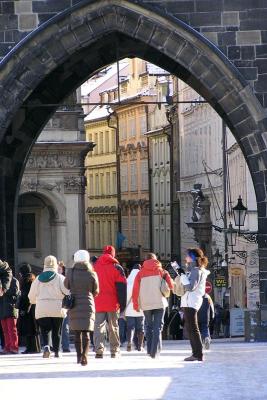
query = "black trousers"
xmin=38 ymin=317 xmax=63 ymax=353
xmin=183 ymin=307 xmax=203 ymax=359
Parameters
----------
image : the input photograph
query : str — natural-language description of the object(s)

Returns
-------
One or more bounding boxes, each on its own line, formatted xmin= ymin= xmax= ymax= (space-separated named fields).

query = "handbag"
xmin=62 ymin=269 xmax=75 ymax=310
xmin=160 ymin=273 xmax=170 ymax=298
xmin=173 ymin=274 xmax=185 ymax=297
xmin=62 ymin=294 xmax=75 ymax=310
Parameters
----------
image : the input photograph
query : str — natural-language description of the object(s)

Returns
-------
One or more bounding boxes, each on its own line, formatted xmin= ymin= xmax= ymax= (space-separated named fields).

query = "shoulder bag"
xmin=62 ymin=269 xmax=75 ymax=310
xmin=160 ymin=273 xmax=171 ymax=298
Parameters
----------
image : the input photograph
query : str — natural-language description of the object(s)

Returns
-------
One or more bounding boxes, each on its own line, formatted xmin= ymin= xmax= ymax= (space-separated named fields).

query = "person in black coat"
xmin=17 ymin=264 xmax=41 ymax=354
xmin=0 ymin=272 xmax=20 ymax=354
xmin=166 ymin=306 xmax=183 ymax=340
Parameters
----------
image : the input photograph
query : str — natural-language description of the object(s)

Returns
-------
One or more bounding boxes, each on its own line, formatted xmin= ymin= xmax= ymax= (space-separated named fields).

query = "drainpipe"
xmin=145 ymin=105 xmax=153 ymax=252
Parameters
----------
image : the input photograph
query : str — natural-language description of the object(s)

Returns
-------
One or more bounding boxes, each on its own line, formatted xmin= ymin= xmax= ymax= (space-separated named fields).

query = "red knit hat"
xmin=103 ymin=245 xmax=115 ymax=257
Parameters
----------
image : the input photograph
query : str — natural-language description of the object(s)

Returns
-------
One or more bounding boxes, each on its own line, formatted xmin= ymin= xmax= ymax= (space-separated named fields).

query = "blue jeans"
xmin=61 ymin=315 xmax=70 ymax=351
xmin=144 ymin=309 xmax=165 ymax=358
xmin=126 ymin=316 xmax=144 ymax=343
xmin=198 ymin=320 xmax=210 ymax=339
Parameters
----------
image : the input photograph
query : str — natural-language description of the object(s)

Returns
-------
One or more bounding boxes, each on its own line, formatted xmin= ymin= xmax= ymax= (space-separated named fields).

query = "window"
xmin=95 ymin=174 xmax=99 ymax=196
xmin=130 ymin=162 xmax=137 ymax=191
xmin=131 ymin=216 xmax=138 ymax=245
xmin=112 ymin=171 xmax=117 ymax=195
xmin=141 ymin=160 xmax=148 ymax=190
xmin=108 ymin=220 xmax=112 ymax=244
xmin=99 ymin=132 xmax=104 ymax=154
xmin=105 ymin=131 xmax=109 ymax=153
xmin=96 ymin=221 xmax=101 ymax=248
xmin=106 ymin=172 xmax=110 ymax=195
xmin=119 ymin=119 xmax=127 ymax=140
xmin=17 ymin=213 xmax=36 ymax=249
xmin=89 ymin=220 xmax=95 ymax=249
xmin=140 ymin=115 xmax=147 ymax=134
xmin=142 ymin=216 xmax=149 ymax=250
xmin=121 ymin=164 xmax=128 ymax=193
xmin=89 ymin=174 xmax=94 ymax=196
xmin=121 ymin=216 xmax=129 ymax=247
xmin=129 ymin=117 xmax=136 ymax=137
xmin=111 ymin=130 xmax=116 ymax=152
xmin=100 ymin=173 xmax=104 ymax=195
xmin=94 ymin=132 xmax=98 ymax=154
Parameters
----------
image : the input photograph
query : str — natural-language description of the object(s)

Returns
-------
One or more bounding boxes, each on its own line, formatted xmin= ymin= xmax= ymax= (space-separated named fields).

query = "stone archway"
xmin=0 ymin=0 xmax=267 ymax=303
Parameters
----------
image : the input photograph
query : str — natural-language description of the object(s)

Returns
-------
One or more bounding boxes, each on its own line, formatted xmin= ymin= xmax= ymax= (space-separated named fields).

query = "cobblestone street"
xmin=0 ymin=340 xmax=266 ymax=400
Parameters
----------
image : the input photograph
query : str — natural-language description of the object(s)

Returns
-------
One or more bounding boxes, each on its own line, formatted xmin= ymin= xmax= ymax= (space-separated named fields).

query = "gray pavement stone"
xmin=0 ymin=340 xmax=266 ymax=400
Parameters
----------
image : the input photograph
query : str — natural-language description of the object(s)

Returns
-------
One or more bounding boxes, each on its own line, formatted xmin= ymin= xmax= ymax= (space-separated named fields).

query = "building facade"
xmin=18 ymin=98 xmax=92 ymax=271
xmin=84 ymin=106 xmax=118 ymax=256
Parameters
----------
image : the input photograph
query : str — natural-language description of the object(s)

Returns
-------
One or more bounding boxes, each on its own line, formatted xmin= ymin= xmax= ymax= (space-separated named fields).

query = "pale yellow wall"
xmin=85 ymin=118 xmax=118 ymax=253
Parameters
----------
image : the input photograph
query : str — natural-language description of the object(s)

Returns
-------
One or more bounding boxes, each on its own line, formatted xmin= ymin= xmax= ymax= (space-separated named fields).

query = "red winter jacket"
xmin=94 ymin=254 xmax=127 ymax=312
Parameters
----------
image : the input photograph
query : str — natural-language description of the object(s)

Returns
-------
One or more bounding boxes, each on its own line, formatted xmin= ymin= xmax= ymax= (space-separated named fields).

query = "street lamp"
xmin=226 ymin=222 xmax=237 ymax=248
xmin=232 ymin=195 xmax=247 ymax=233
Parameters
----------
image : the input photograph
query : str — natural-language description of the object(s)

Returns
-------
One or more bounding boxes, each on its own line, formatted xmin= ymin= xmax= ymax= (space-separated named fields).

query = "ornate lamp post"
xmin=232 ymin=196 xmax=248 ymax=234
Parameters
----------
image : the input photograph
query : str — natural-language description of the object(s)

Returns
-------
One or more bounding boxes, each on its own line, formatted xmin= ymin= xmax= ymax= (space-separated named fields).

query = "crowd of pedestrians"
xmin=0 ymin=246 xmax=229 ymax=364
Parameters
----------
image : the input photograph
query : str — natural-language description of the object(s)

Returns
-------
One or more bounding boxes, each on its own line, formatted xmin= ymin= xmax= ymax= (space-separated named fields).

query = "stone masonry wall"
xmin=0 ymin=0 xmax=267 ymax=109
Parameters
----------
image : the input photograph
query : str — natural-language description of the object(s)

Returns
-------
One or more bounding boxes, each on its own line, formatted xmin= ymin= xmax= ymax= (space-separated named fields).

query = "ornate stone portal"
xmin=18 ymin=105 xmax=94 ymax=270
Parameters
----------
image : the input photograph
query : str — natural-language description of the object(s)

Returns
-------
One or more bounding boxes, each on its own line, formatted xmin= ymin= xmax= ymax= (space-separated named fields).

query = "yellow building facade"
xmin=85 ymin=107 xmax=117 ymax=255
xmin=117 ymin=101 xmax=150 ymax=256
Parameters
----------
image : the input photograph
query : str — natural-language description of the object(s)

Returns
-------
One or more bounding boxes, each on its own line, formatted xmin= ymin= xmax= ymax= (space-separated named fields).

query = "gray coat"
xmin=64 ymin=263 xmax=99 ymax=331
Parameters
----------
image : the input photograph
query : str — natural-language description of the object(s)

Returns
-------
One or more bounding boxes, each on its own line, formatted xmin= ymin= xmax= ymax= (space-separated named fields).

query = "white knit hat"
xmin=44 ymin=255 xmax=58 ymax=270
xmin=74 ymin=250 xmax=90 ymax=263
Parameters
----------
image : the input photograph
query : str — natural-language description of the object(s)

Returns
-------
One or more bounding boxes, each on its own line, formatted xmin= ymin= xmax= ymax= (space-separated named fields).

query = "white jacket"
xmin=125 ymin=269 xmax=144 ymax=317
xmin=181 ymin=267 xmax=210 ymax=311
xmin=28 ymin=267 xmax=69 ymax=319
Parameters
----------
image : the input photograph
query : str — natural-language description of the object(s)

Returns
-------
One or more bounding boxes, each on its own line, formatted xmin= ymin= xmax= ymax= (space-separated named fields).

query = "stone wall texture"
xmin=1 ymin=0 xmax=267 ymax=304
xmin=1 ymin=0 xmax=267 ymax=107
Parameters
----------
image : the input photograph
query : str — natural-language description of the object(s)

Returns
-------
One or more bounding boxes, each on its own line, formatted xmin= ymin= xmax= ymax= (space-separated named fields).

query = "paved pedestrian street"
xmin=0 ymin=340 xmax=266 ymax=400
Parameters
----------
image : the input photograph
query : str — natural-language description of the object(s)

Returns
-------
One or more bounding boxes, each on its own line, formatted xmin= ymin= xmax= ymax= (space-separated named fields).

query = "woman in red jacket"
xmin=133 ymin=253 xmax=173 ymax=358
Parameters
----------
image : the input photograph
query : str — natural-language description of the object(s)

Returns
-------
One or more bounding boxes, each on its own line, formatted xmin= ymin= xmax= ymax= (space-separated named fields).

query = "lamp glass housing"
xmin=226 ymin=223 xmax=237 ymax=247
xmin=233 ymin=196 xmax=247 ymax=229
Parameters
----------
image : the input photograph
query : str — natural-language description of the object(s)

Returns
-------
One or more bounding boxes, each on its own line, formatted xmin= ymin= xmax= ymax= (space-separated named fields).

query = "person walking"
xmin=0 ymin=259 xmax=12 ymax=297
xmin=125 ymin=264 xmax=144 ymax=352
xmin=93 ymin=245 xmax=127 ymax=359
xmin=180 ymin=248 xmax=210 ymax=362
xmin=214 ymin=303 xmax=223 ymax=338
xmin=0 ymin=271 xmax=20 ymax=354
xmin=28 ymin=255 xmax=69 ymax=358
xmin=197 ymin=292 xmax=214 ymax=350
xmin=222 ymin=304 xmax=230 ymax=338
xmin=17 ymin=263 xmax=41 ymax=354
xmin=132 ymin=253 xmax=173 ymax=359
xmin=58 ymin=260 xmax=71 ymax=353
xmin=64 ymin=250 xmax=99 ymax=366
xmin=0 ymin=259 xmax=12 ymax=351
